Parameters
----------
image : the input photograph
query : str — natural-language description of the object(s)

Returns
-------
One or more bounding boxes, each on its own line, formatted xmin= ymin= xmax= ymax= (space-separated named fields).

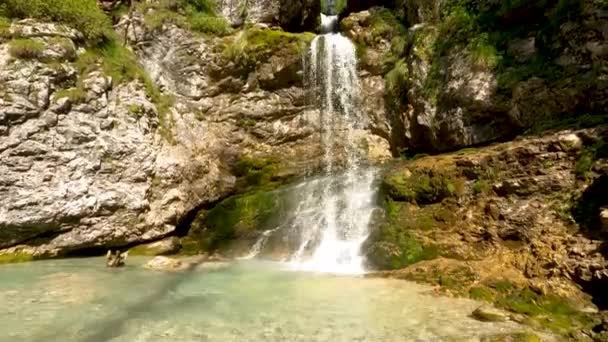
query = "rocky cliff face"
xmin=0 ymin=1 xmax=391 ymax=257
xmin=343 ymin=0 xmax=608 ymax=153
xmin=366 ymin=126 xmax=608 ymax=339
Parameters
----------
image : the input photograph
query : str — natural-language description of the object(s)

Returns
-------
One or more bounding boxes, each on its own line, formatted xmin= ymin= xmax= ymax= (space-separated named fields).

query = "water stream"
xmin=0 ymin=258 xmax=548 ymax=341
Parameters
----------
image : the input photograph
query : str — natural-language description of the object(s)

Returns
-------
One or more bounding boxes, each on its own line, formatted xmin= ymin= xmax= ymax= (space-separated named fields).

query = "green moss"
xmin=575 ymin=141 xmax=607 ymax=180
xmin=0 ymin=252 xmax=35 ymax=264
xmin=8 ymin=38 xmax=44 ymax=59
xmin=469 ymin=287 xmax=494 ymax=302
xmin=472 ymin=179 xmax=489 ymax=195
xmin=383 ymin=169 xmax=459 ymax=204
xmin=183 ymin=189 xmax=287 ymax=252
xmin=496 ymin=287 xmax=594 ymax=335
xmin=367 ymin=201 xmax=443 ymax=270
xmin=468 ymin=280 xmax=599 ymax=337
xmin=233 ymin=155 xmax=284 ymax=190
xmin=3 ymin=0 xmax=112 ymax=43
xmin=223 ymin=28 xmax=314 ymax=74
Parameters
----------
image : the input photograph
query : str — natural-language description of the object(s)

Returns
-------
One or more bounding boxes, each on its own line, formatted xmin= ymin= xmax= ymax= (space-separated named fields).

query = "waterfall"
xmin=286 ymin=14 xmax=378 ymax=274
xmin=241 ymin=14 xmax=378 ymax=274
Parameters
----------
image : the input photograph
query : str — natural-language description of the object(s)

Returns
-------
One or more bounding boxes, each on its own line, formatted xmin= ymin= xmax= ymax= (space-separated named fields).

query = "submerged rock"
xmin=472 ymin=305 xmax=508 ymax=322
xmin=143 ymin=256 xmax=231 ymax=272
xmin=144 ymin=256 xmax=188 ymax=271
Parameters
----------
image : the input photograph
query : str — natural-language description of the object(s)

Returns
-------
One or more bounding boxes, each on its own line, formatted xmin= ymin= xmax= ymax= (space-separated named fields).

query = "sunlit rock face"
xmin=0 ymin=1 xmax=391 ymax=256
xmin=216 ymin=0 xmax=320 ymax=31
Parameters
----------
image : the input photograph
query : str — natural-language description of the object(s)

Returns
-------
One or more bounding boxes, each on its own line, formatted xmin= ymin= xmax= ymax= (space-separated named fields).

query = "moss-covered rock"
xmin=0 ymin=252 xmax=36 ymax=264
xmin=229 ymin=153 xmax=302 ymax=194
xmin=180 ymin=188 xmax=289 ymax=254
xmin=364 ymin=202 xmax=445 ymax=270
xmin=383 ymin=168 xmax=462 ymax=204
xmin=223 ymin=28 xmax=314 ymax=75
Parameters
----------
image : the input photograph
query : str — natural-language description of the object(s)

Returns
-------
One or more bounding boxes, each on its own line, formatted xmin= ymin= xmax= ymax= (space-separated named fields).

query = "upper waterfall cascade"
xmin=288 ymin=15 xmax=379 ymax=274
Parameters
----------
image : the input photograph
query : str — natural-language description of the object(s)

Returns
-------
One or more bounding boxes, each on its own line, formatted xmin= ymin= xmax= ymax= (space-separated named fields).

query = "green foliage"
xmin=223 ymin=29 xmax=314 ymax=73
xmin=575 ymin=141 xmax=607 ymax=179
xmin=472 ymin=179 xmax=489 ymax=194
xmin=3 ymin=0 xmax=112 ymax=43
xmin=469 ymin=33 xmax=500 ymax=69
xmin=140 ymin=0 xmax=231 ymax=35
xmin=188 ymin=12 xmax=231 ymax=35
xmin=8 ymin=38 xmax=44 ymax=59
xmin=54 ymin=87 xmax=87 ymax=104
xmin=385 ymin=59 xmax=408 ymax=104
xmin=368 ymin=7 xmax=403 ymax=40
xmin=321 ymin=0 xmax=347 ymax=15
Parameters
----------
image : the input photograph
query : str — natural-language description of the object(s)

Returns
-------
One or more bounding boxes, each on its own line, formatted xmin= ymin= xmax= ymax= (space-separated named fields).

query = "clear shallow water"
xmin=0 ymin=257 xmax=542 ymax=342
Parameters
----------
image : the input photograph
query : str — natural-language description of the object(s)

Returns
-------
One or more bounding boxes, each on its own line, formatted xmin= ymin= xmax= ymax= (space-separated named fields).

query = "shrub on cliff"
xmin=3 ymin=0 xmax=112 ymax=43
xmin=140 ymin=0 xmax=232 ymax=35
xmin=8 ymin=38 xmax=44 ymax=59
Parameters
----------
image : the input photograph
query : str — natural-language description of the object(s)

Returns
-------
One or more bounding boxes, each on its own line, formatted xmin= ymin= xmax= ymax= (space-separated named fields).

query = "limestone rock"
xmin=216 ymin=0 xmax=319 ymax=31
xmin=1 ymin=11 xmax=392 ymax=256
xmin=472 ymin=305 xmax=508 ymax=322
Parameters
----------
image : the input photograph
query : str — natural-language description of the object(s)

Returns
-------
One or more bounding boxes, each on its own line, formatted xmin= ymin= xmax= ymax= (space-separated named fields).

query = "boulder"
xmin=472 ymin=305 xmax=509 ymax=322
xmin=144 ymin=256 xmax=189 ymax=271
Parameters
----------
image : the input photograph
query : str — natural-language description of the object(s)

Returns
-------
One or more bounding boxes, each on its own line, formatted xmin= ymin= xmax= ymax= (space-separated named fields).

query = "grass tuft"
xmin=8 ymin=38 xmax=44 ymax=59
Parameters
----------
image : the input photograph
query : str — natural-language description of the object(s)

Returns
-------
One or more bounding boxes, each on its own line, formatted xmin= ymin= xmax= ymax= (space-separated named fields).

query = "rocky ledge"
xmin=365 ymin=126 xmax=608 ymax=340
